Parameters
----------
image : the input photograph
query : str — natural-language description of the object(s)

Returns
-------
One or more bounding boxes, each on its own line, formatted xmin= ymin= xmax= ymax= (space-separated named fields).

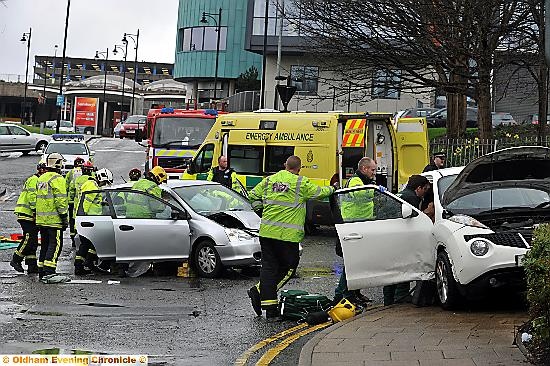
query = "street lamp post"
xmin=113 ymin=43 xmax=128 ymax=125
xmin=43 ymin=45 xmax=58 ymax=105
xmin=55 ymin=0 xmax=71 ymax=134
xmin=122 ymin=30 xmax=139 ymax=115
xmin=95 ymin=48 xmax=109 ymax=136
xmin=20 ymin=28 xmax=32 ymax=124
xmin=200 ymin=8 xmax=222 ymax=101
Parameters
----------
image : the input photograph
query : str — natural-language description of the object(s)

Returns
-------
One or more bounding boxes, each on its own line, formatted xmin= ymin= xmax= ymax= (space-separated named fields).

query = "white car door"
xmin=8 ymin=125 xmax=34 ymax=151
xmin=75 ymin=190 xmax=116 ymax=258
xmin=111 ymin=189 xmax=191 ymax=262
xmin=333 ymin=186 xmax=435 ymax=290
xmin=0 ymin=125 xmax=12 ymax=152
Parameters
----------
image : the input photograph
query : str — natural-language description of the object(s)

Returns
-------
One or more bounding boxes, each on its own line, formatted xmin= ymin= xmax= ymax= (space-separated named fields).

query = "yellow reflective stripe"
xmin=51 ymin=230 xmax=62 ymax=266
xmin=36 ymin=211 xmax=62 ymax=216
xmin=261 ymin=219 xmax=303 ymax=231
xmin=75 ymin=255 xmax=85 ymax=261
xmin=38 ymin=262 xmax=43 ymax=268
xmin=16 ymin=203 xmax=33 ymax=209
xmin=276 ymin=269 xmax=295 ymax=291
xmin=36 ymin=193 xmax=55 ymax=199
xmin=15 ymin=233 xmax=30 ymax=256
xmin=43 ymin=261 xmax=57 ymax=268
xmin=156 ymin=149 xmax=195 ymax=157
xmin=88 ymin=249 xmax=96 ymax=255
xmin=261 ymin=300 xmax=278 ymax=306
xmin=295 ymin=176 xmax=303 ymax=203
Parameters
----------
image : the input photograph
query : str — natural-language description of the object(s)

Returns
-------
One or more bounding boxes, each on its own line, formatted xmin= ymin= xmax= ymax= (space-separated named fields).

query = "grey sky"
xmin=0 ymin=0 xmax=179 ymax=76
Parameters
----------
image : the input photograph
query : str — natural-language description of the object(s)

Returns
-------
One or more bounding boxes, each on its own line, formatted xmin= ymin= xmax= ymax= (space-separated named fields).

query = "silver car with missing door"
xmin=75 ymin=180 xmax=261 ymax=278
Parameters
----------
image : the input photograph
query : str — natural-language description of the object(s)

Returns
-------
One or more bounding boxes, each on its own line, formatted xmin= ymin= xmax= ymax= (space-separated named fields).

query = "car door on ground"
xmin=332 ymin=186 xmax=435 ymax=290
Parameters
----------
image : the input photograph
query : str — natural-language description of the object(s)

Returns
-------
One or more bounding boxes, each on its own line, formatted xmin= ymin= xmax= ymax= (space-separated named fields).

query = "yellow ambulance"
xmin=182 ymin=111 xmax=428 ymax=228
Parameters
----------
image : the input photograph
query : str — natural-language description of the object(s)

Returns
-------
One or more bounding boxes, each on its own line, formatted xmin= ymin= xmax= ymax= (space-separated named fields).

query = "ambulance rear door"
xmin=395 ymin=117 xmax=429 ymax=188
xmin=340 ymin=118 xmax=368 ymax=185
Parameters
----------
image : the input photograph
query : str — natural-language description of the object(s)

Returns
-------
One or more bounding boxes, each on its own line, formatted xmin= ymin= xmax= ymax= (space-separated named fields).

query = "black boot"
xmin=74 ymin=266 xmax=92 ymax=275
xmin=10 ymin=256 xmax=24 ymax=273
xmin=247 ymin=286 xmax=262 ymax=316
xmin=26 ymin=261 xmax=39 ymax=274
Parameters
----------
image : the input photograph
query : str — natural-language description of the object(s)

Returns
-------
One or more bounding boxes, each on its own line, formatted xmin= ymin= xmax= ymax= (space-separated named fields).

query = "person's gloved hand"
xmin=332 ymin=181 xmax=340 ymax=190
xmin=378 ymin=185 xmax=387 ymax=193
xmin=60 ymin=214 xmax=69 ymax=231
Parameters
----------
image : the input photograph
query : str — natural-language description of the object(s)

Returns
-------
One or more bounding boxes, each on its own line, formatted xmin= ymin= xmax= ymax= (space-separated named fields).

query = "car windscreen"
xmin=152 ymin=117 xmax=215 ymax=147
xmin=45 ymin=143 xmax=88 ymax=155
xmin=445 ymin=187 xmax=550 ymax=215
xmin=124 ymin=116 xmax=145 ymax=124
xmin=60 ymin=121 xmax=72 ymax=128
xmin=172 ymin=184 xmax=252 ymax=215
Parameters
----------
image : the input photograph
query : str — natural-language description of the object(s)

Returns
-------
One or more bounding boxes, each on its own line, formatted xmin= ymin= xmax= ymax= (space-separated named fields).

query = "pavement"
xmin=299 ymin=304 xmax=528 ymax=366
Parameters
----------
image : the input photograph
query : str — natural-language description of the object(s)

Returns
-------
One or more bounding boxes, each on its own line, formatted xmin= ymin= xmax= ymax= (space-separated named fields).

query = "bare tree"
xmin=285 ymin=0 xmax=525 ymax=138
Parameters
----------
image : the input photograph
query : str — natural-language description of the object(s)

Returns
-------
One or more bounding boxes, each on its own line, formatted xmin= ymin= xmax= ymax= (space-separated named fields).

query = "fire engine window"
xmin=228 ymin=145 xmax=263 ymax=175
xmin=265 ymin=146 xmax=294 ymax=173
xmin=193 ymin=144 xmax=214 ymax=173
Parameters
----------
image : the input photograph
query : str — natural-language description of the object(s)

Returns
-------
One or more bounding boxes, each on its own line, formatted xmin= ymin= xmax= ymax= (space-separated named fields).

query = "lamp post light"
xmin=200 ymin=8 xmax=222 ymax=101
xmin=95 ymin=48 xmax=109 ymax=135
xmin=122 ymin=30 xmax=139 ymax=115
xmin=20 ymin=28 xmax=32 ymax=124
xmin=43 ymin=45 xmax=58 ymax=106
xmin=113 ymin=43 xmax=128 ymax=125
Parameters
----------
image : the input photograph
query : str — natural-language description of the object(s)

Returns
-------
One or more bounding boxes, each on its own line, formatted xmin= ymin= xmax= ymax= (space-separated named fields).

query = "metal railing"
xmin=226 ymin=90 xmax=260 ymax=112
xmin=430 ymin=137 xmax=550 ymax=167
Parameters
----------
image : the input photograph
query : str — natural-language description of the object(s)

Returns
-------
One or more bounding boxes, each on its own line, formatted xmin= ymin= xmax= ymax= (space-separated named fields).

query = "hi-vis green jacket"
xmin=249 ymin=170 xmax=334 ymax=243
xmin=340 ymin=173 xmax=375 ymax=221
xmin=80 ymin=179 xmax=102 ymax=215
xmin=126 ymin=178 xmax=163 ymax=218
xmin=14 ymin=174 xmax=39 ymax=221
xmin=36 ymin=171 xmax=68 ymax=228
xmin=66 ymin=167 xmax=83 ymax=204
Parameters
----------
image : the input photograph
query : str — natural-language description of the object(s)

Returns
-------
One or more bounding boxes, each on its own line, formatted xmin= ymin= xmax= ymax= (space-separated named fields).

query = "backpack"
xmin=279 ymin=289 xmax=332 ymax=321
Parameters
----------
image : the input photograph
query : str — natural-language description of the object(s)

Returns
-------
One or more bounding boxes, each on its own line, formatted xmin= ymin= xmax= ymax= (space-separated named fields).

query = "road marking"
xmin=255 ymin=322 xmax=332 ymax=366
xmin=234 ymin=323 xmax=308 ymax=366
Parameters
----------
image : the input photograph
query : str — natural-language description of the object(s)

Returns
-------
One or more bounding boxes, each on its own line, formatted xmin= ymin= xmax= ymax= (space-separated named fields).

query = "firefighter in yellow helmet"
xmin=126 ymin=165 xmax=167 ymax=219
xmin=74 ymin=168 xmax=113 ymax=275
xmin=247 ymin=155 xmax=335 ymax=319
xmin=35 ymin=153 xmax=69 ymax=281
xmin=10 ymin=160 xmax=48 ymax=274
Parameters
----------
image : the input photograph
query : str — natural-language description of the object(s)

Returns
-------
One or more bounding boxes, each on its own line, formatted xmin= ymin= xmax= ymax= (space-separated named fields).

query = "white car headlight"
xmin=224 ymin=228 xmax=253 ymax=243
xmin=448 ymin=214 xmax=488 ymax=229
xmin=470 ymin=239 xmax=490 ymax=256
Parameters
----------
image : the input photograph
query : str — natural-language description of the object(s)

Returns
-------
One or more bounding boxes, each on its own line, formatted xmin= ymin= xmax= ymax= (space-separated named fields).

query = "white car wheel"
xmin=193 ymin=240 xmax=222 ymax=278
xmin=435 ymin=251 xmax=462 ymax=310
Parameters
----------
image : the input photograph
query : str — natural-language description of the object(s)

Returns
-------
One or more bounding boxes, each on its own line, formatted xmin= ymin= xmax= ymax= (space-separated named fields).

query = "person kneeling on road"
xmin=247 ymin=155 xmax=335 ymax=319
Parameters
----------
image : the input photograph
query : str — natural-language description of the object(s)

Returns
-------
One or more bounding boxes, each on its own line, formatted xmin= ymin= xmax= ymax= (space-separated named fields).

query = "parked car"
xmin=491 ymin=112 xmax=517 ymax=126
xmin=0 ymin=123 xmax=49 ymax=155
xmin=42 ymin=134 xmax=94 ymax=175
xmin=521 ymin=113 xmax=550 ymax=125
xmin=115 ymin=115 xmax=146 ymax=139
xmin=401 ymin=108 xmax=440 ymax=118
xmin=426 ymin=107 xmax=478 ymax=128
xmin=45 ymin=120 xmax=74 ymax=132
xmin=332 ymin=146 xmax=546 ymax=309
xmin=75 ymin=180 xmax=261 ymax=278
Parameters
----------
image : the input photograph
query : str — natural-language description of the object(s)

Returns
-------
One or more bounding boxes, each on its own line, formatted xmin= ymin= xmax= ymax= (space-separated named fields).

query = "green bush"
xmin=524 ymin=223 xmax=550 ymax=344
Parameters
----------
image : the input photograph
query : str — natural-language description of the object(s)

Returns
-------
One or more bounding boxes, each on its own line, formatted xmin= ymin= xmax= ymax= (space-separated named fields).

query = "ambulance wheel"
xmin=193 ymin=240 xmax=223 ymax=278
xmin=435 ymin=251 xmax=462 ymax=310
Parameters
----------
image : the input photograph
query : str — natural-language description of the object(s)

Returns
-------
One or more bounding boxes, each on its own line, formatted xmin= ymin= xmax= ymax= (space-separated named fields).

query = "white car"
xmin=333 ymin=146 xmax=545 ymax=309
xmin=0 ymin=123 xmax=49 ymax=155
xmin=42 ymin=134 xmax=94 ymax=175
xmin=45 ymin=120 xmax=74 ymax=132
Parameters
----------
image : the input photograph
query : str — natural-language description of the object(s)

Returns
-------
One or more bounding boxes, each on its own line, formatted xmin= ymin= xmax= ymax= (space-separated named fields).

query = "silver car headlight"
xmin=470 ymin=239 xmax=490 ymax=256
xmin=448 ymin=214 xmax=488 ymax=229
xmin=224 ymin=228 xmax=253 ymax=243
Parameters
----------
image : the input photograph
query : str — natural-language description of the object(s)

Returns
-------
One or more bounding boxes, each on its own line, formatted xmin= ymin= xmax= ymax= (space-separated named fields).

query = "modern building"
xmin=173 ymin=0 xmax=262 ymax=103
xmin=243 ymin=0 xmax=432 ymax=112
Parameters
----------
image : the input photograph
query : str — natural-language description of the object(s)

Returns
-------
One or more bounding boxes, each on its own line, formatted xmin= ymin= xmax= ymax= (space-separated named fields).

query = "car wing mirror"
xmin=401 ymin=203 xmax=415 ymax=219
xmin=171 ymin=209 xmax=189 ymax=220
xmin=442 ymin=209 xmax=452 ymax=219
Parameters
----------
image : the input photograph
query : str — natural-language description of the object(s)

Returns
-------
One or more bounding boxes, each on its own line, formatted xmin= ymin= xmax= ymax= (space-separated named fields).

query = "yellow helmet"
xmin=149 ymin=166 xmax=168 ymax=184
xmin=45 ymin=153 xmax=65 ymax=170
xmin=328 ymin=298 xmax=356 ymax=323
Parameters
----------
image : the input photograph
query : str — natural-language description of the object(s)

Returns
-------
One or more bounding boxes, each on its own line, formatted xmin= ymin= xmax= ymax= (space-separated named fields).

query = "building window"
xmin=178 ymin=26 xmax=227 ymax=52
xmin=290 ymin=65 xmax=319 ymax=95
xmin=252 ymin=0 xmax=301 ymax=36
xmin=372 ymin=69 xmax=401 ymax=99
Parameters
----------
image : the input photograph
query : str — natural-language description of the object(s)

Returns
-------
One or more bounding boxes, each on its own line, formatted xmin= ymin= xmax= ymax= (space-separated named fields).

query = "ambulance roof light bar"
xmin=52 ymin=134 xmax=85 ymax=141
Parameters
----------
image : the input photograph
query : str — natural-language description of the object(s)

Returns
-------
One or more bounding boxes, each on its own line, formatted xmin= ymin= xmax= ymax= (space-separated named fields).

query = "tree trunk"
xmin=537 ymin=56 xmax=548 ymax=145
xmin=477 ymin=68 xmax=493 ymax=140
xmin=447 ymin=92 xmax=459 ymax=138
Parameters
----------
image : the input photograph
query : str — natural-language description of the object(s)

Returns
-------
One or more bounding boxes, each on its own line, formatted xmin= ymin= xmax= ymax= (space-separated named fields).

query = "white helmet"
xmin=96 ymin=168 xmax=113 ymax=185
xmin=45 ymin=153 xmax=65 ymax=170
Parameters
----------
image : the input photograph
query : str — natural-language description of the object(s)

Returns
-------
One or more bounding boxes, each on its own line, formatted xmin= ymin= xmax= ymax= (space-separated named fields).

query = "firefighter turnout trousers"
xmin=38 ymin=227 xmax=63 ymax=276
xmin=258 ymin=237 xmax=300 ymax=311
xmin=13 ymin=220 xmax=39 ymax=267
xmin=75 ymin=235 xmax=97 ymax=269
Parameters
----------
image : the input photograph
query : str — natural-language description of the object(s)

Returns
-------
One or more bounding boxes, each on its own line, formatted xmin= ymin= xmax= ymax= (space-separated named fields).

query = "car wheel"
xmin=435 ymin=251 xmax=462 ymax=310
xmin=36 ymin=141 xmax=48 ymax=152
xmin=193 ymin=240 xmax=223 ymax=278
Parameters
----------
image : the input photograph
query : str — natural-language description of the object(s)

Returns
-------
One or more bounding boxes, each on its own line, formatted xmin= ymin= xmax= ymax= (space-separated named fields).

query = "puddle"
xmin=80 ymin=302 xmax=124 ymax=308
xmin=26 ymin=311 xmax=64 ymax=316
xmin=32 ymin=348 xmax=99 ymax=355
xmin=152 ymin=288 xmax=175 ymax=292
